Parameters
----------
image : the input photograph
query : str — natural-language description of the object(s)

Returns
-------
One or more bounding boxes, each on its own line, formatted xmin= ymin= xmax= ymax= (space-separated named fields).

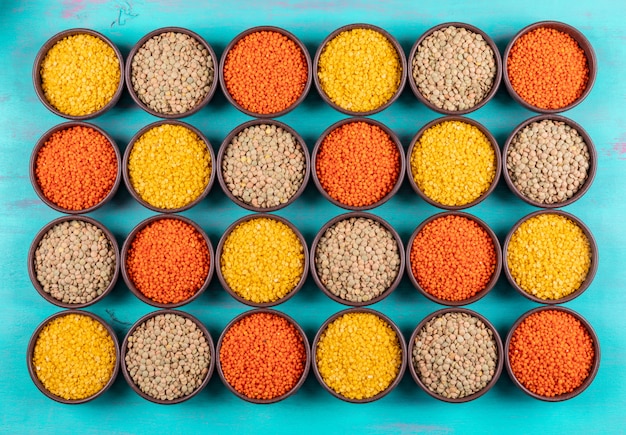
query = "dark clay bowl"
xmin=216 ymin=308 xmax=311 ymax=404
xmin=219 ymin=26 xmax=312 ymax=118
xmin=502 ymin=114 xmax=597 ymax=208
xmin=123 ymin=119 xmax=216 ymax=213
xmin=313 ymin=23 xmax=407 ymax=116
xmin=503 ymin=209 xmax=598 ymax=304
xmin=310 ymin=212 xmax=405 ymax=307
xmin=505 ymin=305 xmax=600 ymax=401
xmin=312 ymin=307 xmax=407 ymax=403
xmin=125 ymin=27 xmax=219 ymax=119
xmin=121 ymin=309 xmax=215 ymax=404
xmin=33 ymin=28 xmax=124 ymax=120
xmin=30 ymin=121 xmax=122 ymax=214
xmin=217 ymin=119 xmax=311 ymax=212
xmin=406 ymin=115 xmax=501 ymax=210
xmin=406 ymin=211 xmax=502 ymax=306
xmin=121 ymin=214 xmax=214 ymax=309
xmin=408 ymin=22 xmax=502 ymax=115
xmin=503 ymin=21 xmax=597 ymax=114
xmin=27 ymin=215 xmax=120 ymax=309
xmin=27 ymin=309 xmax=120 ymax=404
xmin=311 ymin=117 xmax=406 ymax=211
xmin=408 ymin=307 xmax=503 ymax=403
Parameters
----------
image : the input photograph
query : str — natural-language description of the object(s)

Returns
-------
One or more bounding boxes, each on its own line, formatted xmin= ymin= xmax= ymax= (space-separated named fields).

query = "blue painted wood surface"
xmin=1 ymin=0 xmax=625 ymax=433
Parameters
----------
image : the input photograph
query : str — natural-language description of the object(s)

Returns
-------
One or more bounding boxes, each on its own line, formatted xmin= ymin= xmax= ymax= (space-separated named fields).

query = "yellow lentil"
xmin=507 ymin=214 xmax=592 ymax=300
xmin=410 ymin=120 xmax=496 ymax=206
xmin=221 ymin=217 xmax=304 ymax=303
xmin=40 ymin=34 xmax=120 ymax=116
xmin=128 ymin=124 xmax=211 ymax=209
xmin=32 ymin=313 xmax=116 ymax=400
xmin=316 ymin=312 xmax=402 ymax=400
xmin=318 ymin=28 xmax=402 ymax=112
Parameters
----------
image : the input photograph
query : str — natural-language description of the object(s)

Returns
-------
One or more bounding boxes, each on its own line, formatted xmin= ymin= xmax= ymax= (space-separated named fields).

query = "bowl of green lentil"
xmin=27 ymin=309 xmax=120 ymax=404
xmin=33 ymin=28 xmax=125 ymax=120
xmin=314 ymin=23 xmax=407 ymax=116
xmin=126 ymin=27 xmax=218 ymax=118
xmin=503 ymin=209 xmax=598 ymax=304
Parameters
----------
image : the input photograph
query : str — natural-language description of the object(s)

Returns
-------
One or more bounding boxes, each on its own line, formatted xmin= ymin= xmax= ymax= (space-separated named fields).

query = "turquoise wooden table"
xmin=2 ymin=0 xmax=625 ymax=433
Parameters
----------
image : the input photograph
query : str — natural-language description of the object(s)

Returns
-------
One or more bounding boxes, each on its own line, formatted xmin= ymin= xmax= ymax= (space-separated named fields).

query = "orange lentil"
xmin=35 ymin=126 xmax=117 ymax=211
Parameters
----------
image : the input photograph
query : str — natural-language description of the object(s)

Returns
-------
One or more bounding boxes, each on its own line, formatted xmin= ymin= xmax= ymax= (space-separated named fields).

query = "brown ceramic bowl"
xmin=121 ymin=309 xmax=215 ymax=404
xmin=313 ymin=23 xmax=407 ymax=116
xmin=219 ymin=26 xmax=312 ymax=118
xmin=125 ymin=27 xmax=218 ymax=118
xmin=123 ymin=119 xmax=216 ymax=213
xmin=310 ymin=212 xmax=405 ymax=306
xmin=406 ymin=115 xmax=501 ymax=210
xmin=29 ymin=121 xmax=122 ymax=214
xmin=505 ymin=305 xmax=600 ymax=401
xmin=408 ymin=22 xmax=502 ymax=115
xmin=216 ymin=308 xmax=311 ymax=403
xmin=311 ymin=117 xmax=406 ymax=211
xmin=408 ymin=307 xmax=503 ymax=403
xmin=121 ymin=214 xmax=214 ymax=308
xmin=406 ymin=211 xmax=502 ymax=306
xmin=33 ymin=28 xmax=124 ymax=120
xmin=312 ymin=307 xmax=407 ymax=403
xmin=503 ymin=21 xmax=597 ymax=113
xmin=27 ymin=309 xmax=120 ymax=403
xmin=502 ymin=114 xmax=597 ymax=208
xmin=503 ymin=209 xmax=598 ymax=304
xmin=217 ymin=119 xmax=310 ymax=212
xmin=28 ymin=216 xmax=120 ymax=308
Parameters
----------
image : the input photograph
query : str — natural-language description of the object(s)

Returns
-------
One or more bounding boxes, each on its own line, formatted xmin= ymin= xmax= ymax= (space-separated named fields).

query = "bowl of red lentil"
xmin=407 ymin=212 xmax=501 ymax=306
xmin=33 ymin=28 xmax=124 ymax=120
xmin=217 ymin=119 xmax=310 ymax=212
xmin=314 ymin=24 xmax=407 ymax=116
xmin=407 ymin=115 xmax=501 ymax=210
xmin=503 ymin=114 xmax=597 ymax=208
xmin=312 ymin=117 xmax=405 ymax=210
xmin=216 ymin=308 xmax=310 ymax=403
xmin=123 ymin=120 xmax=215 ymax=213
xmin=503 ymin=21 xmax=597 ymax=113
xmin=27 ymin=309 xmax=120 ymax=404
xmin=408 ymin=307 xmax=503 ymax=403
xmin=505 ymin=306 xmax=600 ymax=401
xmin=503 ymin=209 xmax=598 ymax=304
xmin=220 ymin=26 xmax=312 ymax=118
xmin=121 ymin=309 xmax=215 ymax=404
xmin=30 ymin=121 xmax=121 ymax=214
xmin=125 ymin=27 xmax=218 ymax=118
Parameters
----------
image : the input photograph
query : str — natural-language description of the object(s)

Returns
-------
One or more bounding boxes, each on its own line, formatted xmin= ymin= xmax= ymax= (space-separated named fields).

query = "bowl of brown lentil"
xmin=505 ymin=306 xmax=600 ymax=401
xmin=217 ymin=119 xmax=310 ymax=211
xmin=314 ymin=24 xmax=407 ymax=116
xmin=407 ymin=115 xmax=501 ymax=210
xmin=503 ymin=21 xmax=597 ymax=113
xmin=27 ymin=309 xmax=120 ymax=403
xmin=310 ymin=212 xmax=405 ymax=306
xmin=408 ymin=308 xmax=503 ymax=403
xmin=33 ymin=28 xmax=124 ymax=120
xmin=121 ymin=310 xmax=215 ymax=404
xmin=125 ymin=27 xmax=218 ymax=118
xmin=408 ymin=22 xmax=502 ymax=115
xmin=27 ymin=216 xmax=119 ymax=308
xmin=503 ymin=114 xmax=596 ymax=208
xmin=503 ymin=209 xmax=598 ymax=304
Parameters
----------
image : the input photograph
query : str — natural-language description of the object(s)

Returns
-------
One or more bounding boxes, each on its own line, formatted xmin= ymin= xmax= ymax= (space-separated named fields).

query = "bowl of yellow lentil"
xmin=27 ymin=310 xmax=120 ymax=404
xmin=33 ymin=28 xmax=124 ymax=120
xmin=123 ymin=120 xmax=215 ymax=213
xmin=503 ymin=210 xmax=598 ymax=304
xmin=314 ymin=23 xmax=407 ymax=116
